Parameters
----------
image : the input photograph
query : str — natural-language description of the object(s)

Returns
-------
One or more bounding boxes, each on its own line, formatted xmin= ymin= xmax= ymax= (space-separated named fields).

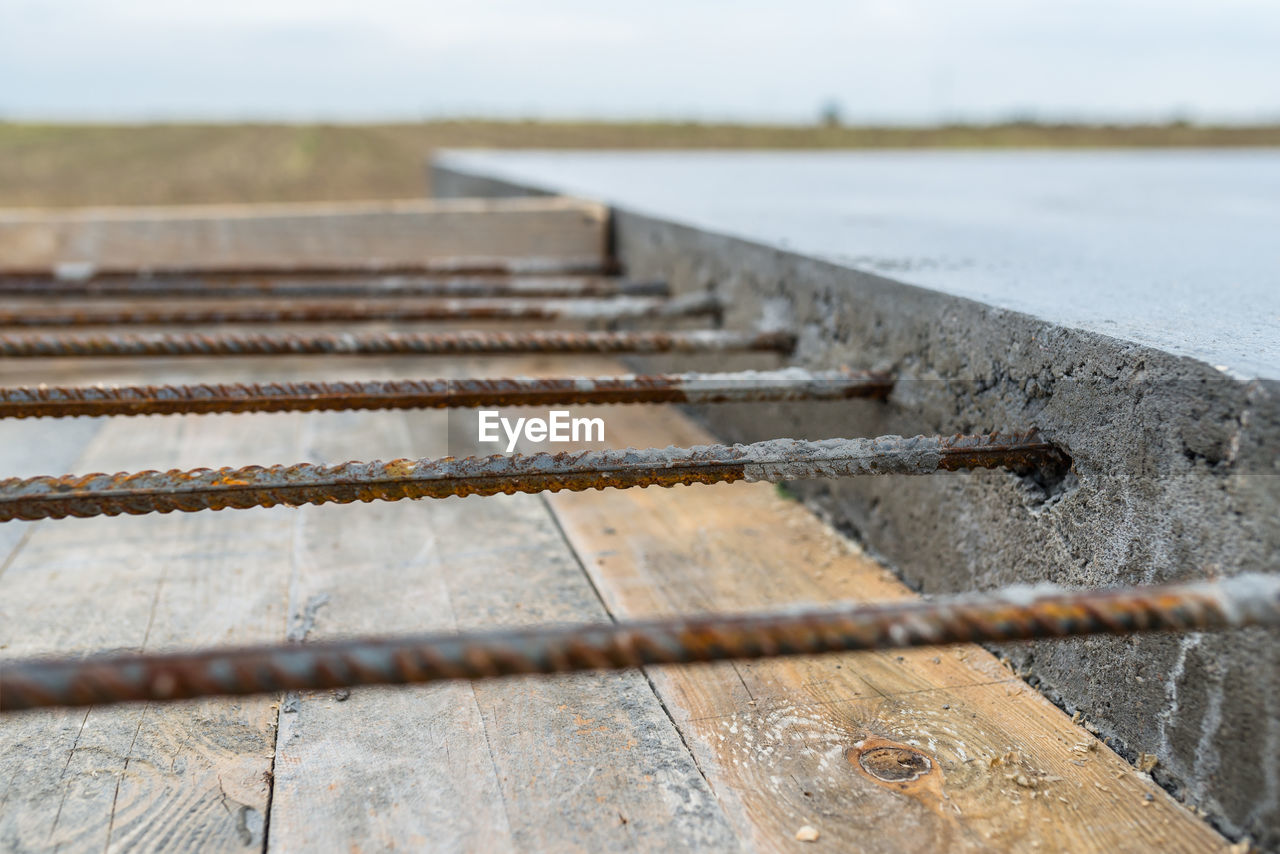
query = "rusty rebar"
xmin=0 ymin=295 xmax=717 ymax=328
xmin=0 ymin=368 xmax=892 ymax=419
xmin=0 ymin=275 xmax=666 ymax=300
xmin=0 ymin=433 xmax=1067 ymax=522
xmin=0 ymin=329 xmax=793 ymax=359
xmin=3 ymin=574 xmax=1275 ymax=712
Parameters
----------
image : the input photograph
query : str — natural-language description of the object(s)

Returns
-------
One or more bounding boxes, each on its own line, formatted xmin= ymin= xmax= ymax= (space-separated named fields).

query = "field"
xmin=2 ymin=120 xmax=1278 ymax=207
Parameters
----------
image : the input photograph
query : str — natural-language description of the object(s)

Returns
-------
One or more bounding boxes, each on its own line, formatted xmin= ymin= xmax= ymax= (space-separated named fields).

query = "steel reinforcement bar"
xmin=3 ymin=574 xmax=1275 ymax=712
xmin=0 ymin=295 xmax=717 ymax=328
xmin=0 ymin=275 xmax=667 ymax=300
xmin=0 ymin=329 xmax=793 ymax=359
xmin=0 ymin=368 xmax=892 ymax=419
xmin=0 ymin=433 xmax=1068 ymax=522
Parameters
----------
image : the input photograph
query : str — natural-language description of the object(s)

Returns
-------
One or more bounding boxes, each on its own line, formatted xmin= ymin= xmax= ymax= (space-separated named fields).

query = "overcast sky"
xmin=3 ymin=0 xmax=1277 ymax=123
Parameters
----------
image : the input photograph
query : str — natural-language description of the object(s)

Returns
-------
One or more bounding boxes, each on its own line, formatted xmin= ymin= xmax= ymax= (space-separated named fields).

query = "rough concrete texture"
xmin=433 ymin=163 xmax=1280 ymax=849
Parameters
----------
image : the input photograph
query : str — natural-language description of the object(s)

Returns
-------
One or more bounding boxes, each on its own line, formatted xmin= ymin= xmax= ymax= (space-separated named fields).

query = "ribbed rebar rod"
xmin=0 ymin=329 xmax=792 ymax=359
xmin=0 ymin=295 xmax=717 ymax=328
xmin=4 ymin=574 xmax=1275 ymax=712
xmin=0 ymin=368 xmax=892 ymax=419
xmin=0 ymin=275 xmax=666 ymax=300
xmin=0 ymin=433 xmax=1067 ymax=523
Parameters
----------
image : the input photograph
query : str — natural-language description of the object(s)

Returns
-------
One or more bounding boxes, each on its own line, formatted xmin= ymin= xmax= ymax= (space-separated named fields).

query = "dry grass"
xmin=2 ymin=120 xmax=1278 ymax=207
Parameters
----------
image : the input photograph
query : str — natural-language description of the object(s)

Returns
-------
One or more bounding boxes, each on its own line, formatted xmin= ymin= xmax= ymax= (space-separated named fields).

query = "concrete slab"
xmin=436 ymin=149 xmax=1280 ymax=379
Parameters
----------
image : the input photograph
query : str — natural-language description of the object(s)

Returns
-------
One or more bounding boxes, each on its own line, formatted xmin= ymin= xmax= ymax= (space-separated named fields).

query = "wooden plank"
xmin=0 ymin=197 xmax=607 ymax=274
xmin=1 ymin=342 xmax=1230 ymax=851
xmin=0 ymin=350 xmax=509 ymax=852
xmin=542 ymin=399 xmax=1231 ymax=853
xmin=0 ymin=417 xmax=104 ymax=580
xmin=0 ymin=405 xmax=317 ymax=852
xmin=0 ymin=403 xmax=107 ymax=851
xmin=0 ymin=350 xmax=454 ymax=851
xmin=264 ymin=365 xmax=737 ymax=852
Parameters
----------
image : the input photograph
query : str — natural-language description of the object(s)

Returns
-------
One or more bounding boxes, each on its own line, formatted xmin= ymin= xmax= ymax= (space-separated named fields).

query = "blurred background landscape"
xmin=3 ymin=1 xmax=1278 ymax=206
xmin=4 ymin=120 xmax=1280 ymax=207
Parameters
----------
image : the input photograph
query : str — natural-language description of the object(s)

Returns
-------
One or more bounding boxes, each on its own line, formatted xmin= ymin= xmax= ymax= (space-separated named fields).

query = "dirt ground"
xmin=2 ymin=120 xmax=1278 ymax=207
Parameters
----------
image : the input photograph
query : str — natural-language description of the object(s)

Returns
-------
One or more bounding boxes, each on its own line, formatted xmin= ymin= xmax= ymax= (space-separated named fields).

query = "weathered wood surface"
xmin=0 ymin=197 xmax=607 ymax=274
xmin=264 ymin=365 xmax=733 ymax=852
xmin=0 ymin=354 xmax=410 ymax=853
xmin=0 ymin=344 xmax=1232 ymax=852
xmin=0 ymin=338 xmax=366 ymax=852
xmin=542 ymin=399 xmax=1232 ymax=853
xmin=0 ymin=351 xmax=736 ymax=853
xmin=0 ymin=417 xmax=103 ymax=576
xmin=0 ymin=401 xmax=307 ymax=851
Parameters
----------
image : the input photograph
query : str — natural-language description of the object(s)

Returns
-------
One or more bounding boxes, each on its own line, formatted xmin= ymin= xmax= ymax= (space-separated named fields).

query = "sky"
xmin=2 ymin=0 xmax=1278 ymax=123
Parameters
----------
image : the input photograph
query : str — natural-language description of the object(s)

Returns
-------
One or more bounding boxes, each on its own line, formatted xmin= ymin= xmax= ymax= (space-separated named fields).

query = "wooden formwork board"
xmin=0 ymin=197 xmax=608 ymax=275
xmin=0 ymin=344 xmax=1230 ymax=852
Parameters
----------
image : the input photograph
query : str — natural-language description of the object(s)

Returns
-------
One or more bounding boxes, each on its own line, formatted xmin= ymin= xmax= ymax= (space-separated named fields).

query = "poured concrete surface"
xmin=436 ymin=149 xmax=1280 ymax=380
xmin=434 ymin=153 xmax=1280 ymax=850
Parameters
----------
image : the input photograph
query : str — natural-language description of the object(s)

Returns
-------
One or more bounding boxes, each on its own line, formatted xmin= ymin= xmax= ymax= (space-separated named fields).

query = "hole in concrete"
xmin=1018 ymin=445 xmax=1076 ymax=510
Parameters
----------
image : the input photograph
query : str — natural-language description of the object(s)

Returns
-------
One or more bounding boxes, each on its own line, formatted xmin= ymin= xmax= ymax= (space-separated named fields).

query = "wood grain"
xmin=0 ymin=352 xmax=481 ymax=853
xmin=263 ymin=362 xmax=736 ymax=853
xmin=0 ymin=417 xmax=104 ymax=584
xmin=0 ymin=405 xmax=309 ymax=852
xmin=543 ymin=400 xmax=1232 ymax=853
xmin=0 ymin=342 xmax=1233 ymax=852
